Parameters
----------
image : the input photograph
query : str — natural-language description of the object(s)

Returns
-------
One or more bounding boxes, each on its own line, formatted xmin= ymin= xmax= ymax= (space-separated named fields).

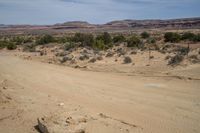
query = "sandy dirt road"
xmin=0 ymin=53 xmax=200 ymax=133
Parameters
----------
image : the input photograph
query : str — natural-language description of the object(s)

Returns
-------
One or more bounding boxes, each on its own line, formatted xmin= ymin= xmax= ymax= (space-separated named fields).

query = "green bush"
xmin=73 ymin=33 xmax=84 ymax=42
xmin=64 ymin=42 xmax=77 ymax=50
xmin=164 ymin=32 xmax=181 ymax=43
xmin=141 ymin=32 xmax=150 ymax=39
xmin=36 ymin=35 xmax=54 ymax=45
xmin=102 ymin=32 xmax=112 ymax=44
xmin=181 ymin=32 xmax=196 ymax=41
xmin=127 ymin=36 xmax=141 ymax=48
xmin=0 ymin=41 xmax=7 ymax=49
xmin=193 ymin=34 xmax=200 ymax=42
xmin=7 ymin=42 xmax=17 ymax=50
xmin=93 ymin=39 xmax=105 ymax=50
xmin=72 ymin=33 xmax=94 ymax=47
xmin=12 ymin=36 xmax=24 ymax=45
xmin=96 ymin=32 xmax=112 ymax=45
xmin=56 ymin=36 xmax=72 ymax=43
xmin=82 ymin=34 xmax=94 ymax=47
xmin=147 ymin=37 xmax=156 ymax=44
xmin=113 ymin=35 xmax=126 ymax=43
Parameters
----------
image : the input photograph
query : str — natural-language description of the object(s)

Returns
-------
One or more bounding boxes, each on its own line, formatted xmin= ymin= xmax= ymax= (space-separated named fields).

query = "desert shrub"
xmin=164 ymin=32 xmax=181 ymax=43
xmin=113 ymin=34 xmax=126 ymax=43
xmin=123 ymin=56 xmax=132 ymax=64
xmin=168 ymin=54 xmax=184 ymax=65
xmin=141 ymin=31 xmax=150 ymax=39
xmin=0 ymin=41 xmax=7 ymax=49
xmin=96 ymin=32 xmax=112 ymax=45
xmin=23 ymin=36 xmax=33 ymax=43
xmin=127 ymin=35 xmax=141 ymax=48
xmin=193 ymin=34 xmax=200 ymax=42
xmin=36 ymin=35 xmax=54 ymax=45
xmin=181 ymin=32 xmax=196 ymax=41
xmin=147 ymin=37 xmax=156 ymax=44
xmin=176 ymin=47 xmax=189 ymax=55
xmin=82 ymin=34 xmax=94 ymax=47
xmin=102 ymin=32 xmax=112 ymax=44
xmin=6 ymin=42 xmax=17 ymax=50
xmin=23 ymin=44 xmax=36 ymax=52
xmin=93 ymin=39 xmax=105 ymax=50
xmin=73 ymin=33 xmax=94 ymax=47
xmin=55 ymin=36 xmax=71 ymax=43
xmin=73 ymin=33 xmax=83 ymax=42
xmin=12 ymin=36 xmax=24 ymax=45
xmin=64 ymin=42 xmax=77 ymax=51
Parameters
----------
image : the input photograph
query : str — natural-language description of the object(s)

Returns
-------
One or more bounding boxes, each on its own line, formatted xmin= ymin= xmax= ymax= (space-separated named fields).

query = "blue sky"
xmin=0 ymin=0 xmax=200 ymax=24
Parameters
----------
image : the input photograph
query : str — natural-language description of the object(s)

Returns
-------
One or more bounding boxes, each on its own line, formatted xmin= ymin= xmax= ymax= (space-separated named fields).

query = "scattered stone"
xmin=58 ymin=103 xmax=64 ymax=106
xmin=60 ymin=55 xmax=74 ymax=63
xmin=37 ymin=118 xmax=49 ymax=133
xmin=123 ymin=56 xmax=132 ymax=64
xmin=96 ymin=56 xmax=103 ymax=61
xmin=165 ymin=55 xmax=171 ymax=60
xmin=130 ymin=50 xmax=137 ymax=55
xmin=149 ymin=55 xmax=154 ymax=59
xmin=75 ymin=129 xmax=85 ymax=133
xmin=106 ymin=52 xmax=114 ymax=57
xmin=56 ymin=51 xmax=69 ymax=57
xmin=79 ymin=54 xmax=89 ymax=61
xmin=40 ymin=51 xmax=44 ymax=56
xmin=77 ymin=117 xmax=87 ymax=123
xmin=168 ymin=54 xmax=184 ymax=65
xmin=88 ymin=58 xmax=96 ymax=63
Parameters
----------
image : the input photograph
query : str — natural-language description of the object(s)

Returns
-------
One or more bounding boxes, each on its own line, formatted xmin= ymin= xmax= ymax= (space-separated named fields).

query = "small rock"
xmin=88 ymin=58 xmax=96 ymax=63
xmin=79 ymin=54 xmax=89 ymax=61
xmin=58 ymin=103 xmax=64 ymax=106
xmin=123 ymin=56 xmax=132 ymax=64
xmin=106 ymin=52 xmax=114 ymax=57
xmin=3 ymin=86 xmax=7 ymax=90
xmin=75 ymin=129 xmax=85 ymax=133
xmin=37 ymin=118 xmax=49 ymax=133
xmin=96 ymin=56 xmax=103 ymax=60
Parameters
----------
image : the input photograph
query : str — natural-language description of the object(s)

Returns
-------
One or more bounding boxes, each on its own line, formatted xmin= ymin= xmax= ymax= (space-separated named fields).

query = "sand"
xmin=0 ymin=52 xmax=200 ymax=133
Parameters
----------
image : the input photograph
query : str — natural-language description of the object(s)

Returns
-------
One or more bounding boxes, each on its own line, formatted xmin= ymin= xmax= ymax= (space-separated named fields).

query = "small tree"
xmin=141 ymin=31 xmax=150 ymax=39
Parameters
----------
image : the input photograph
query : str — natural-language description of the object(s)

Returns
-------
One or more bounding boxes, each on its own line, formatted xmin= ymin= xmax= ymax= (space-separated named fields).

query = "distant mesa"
xmin=0 ymin=17 xmax=200 ymax=33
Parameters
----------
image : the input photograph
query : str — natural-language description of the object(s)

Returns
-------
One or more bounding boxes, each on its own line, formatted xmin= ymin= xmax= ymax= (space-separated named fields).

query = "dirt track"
xmin=0 ymin=53 xmax=200 ymax=133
